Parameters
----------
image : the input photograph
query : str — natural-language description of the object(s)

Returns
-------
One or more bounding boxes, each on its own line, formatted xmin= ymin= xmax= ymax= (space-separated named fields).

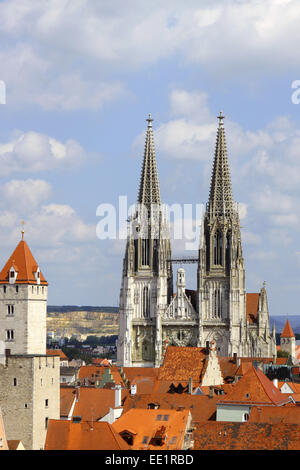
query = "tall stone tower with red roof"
xmin=0 ymin=232 xmax=60 ymax=450
xmin=280 ymin=319 xmax=296 ymax=360
xmin=0 ymin=231 xmax=48 ymax=355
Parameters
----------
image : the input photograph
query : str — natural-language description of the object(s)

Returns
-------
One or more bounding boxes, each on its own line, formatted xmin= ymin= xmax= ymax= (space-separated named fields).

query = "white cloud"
xmin=242 ymin=231 xmax=261 ymax=246
xmin=252 ymin=187 xmax=295 ymax=214
xmin=169 ymin=89 xmax=212 ymax=122
xmin=0 ymin=179 xmax=95 ymax=250
xmin=156 ymin=119 xmax=216 ymax=161
xmin=2 ymin=1 xmax=300 ymax=109
xmin=33 ymin=73 xmax=126 ymax=111
xmin=0 ymin=179 xmax=52 ymax=213
xmin=0 ymin=131 xmax=86 ymax=176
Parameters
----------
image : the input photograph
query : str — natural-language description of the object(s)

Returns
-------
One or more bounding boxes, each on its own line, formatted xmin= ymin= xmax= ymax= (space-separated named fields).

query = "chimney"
xmin=209 ymin=386 xmax=214 ymax=399
xmin=75 ymin=386 xmax=80 ymax=402
xmin=234 ymin=353 xmax=241 ymax=368
xmin=188 ymin=377 xmax=193 ymax=395
xmin=115 ymin=384 xmax=122 ymax=408
xmin=273 ymin=378 xmax=278 ymax=389
xmin=130 ymin=383 xmax=137 ymax=396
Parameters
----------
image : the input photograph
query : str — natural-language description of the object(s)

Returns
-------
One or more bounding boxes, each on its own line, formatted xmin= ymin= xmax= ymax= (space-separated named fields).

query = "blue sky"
xmin=0 ymin=0 xmax=300 ymax=316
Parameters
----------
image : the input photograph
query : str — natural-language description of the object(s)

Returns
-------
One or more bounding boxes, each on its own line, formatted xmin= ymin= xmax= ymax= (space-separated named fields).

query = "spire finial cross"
xmin=146 ymin=113 xmax=153 ymax=127
xmin=21 ymin=220 xmax=25 ymax=240
xmin=217 ymin=111 xmax=225 ymax=125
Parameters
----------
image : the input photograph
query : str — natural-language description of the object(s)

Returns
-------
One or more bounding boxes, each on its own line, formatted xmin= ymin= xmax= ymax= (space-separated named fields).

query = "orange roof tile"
xmin=47 ymin=349 xmax=68 ymax=361
xmin=281 ymin=319 xmax=295 ymax=338
xmin=218 ymin=366 xmax=291 ymax=406
xmin=246 ymin=293 xmax=259 ymax=324
xmin=129 ymin=376 xmax=158 ymax=394
xmin=45 ymin=420 xmax=129 ymax=450
xmin=78 ymin=365 xmax=125 ymax=386
xmin=72 ymin=387 xmax=128 ymax=421
xmin=122 ymin=392 xmax=219 ymax=423
xmin=122 ymin=367 xmax=159 ymax=382
xmin=158 ymin=346 xmax=207 ymax=382
xmin=235 ymin=361 xmax=253 ymax=377
xmin=249 ymin=404 xmax=300 ymax=424
xmin=60 ymin=387 xmax=76 ymax=417
xmin=7 ymin=440 xmax=22 ymax=450
xmin=0 ymin=239 xmax=47 ymax=285
xmin=158 ymin=345 xmax=274 ymax=385
xmin=193 ymin=421 xmax=300 ymax=450
xmin=112 ymin=408 xmax=191 ymax=450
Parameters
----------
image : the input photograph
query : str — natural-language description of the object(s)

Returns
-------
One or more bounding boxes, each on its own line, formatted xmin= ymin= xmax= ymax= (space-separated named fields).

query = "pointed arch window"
xmin=225 ymin=231 xmax=231 ymax=270
xmin=213 ymin=231 xmax=223 ymax=265
xmin=213 ymin=287 xmax=222 ymax=318
xmin=143 ymin=286 xmax=150 ymax=318
xmin=141 ymin=238 xmax=150 ymax=266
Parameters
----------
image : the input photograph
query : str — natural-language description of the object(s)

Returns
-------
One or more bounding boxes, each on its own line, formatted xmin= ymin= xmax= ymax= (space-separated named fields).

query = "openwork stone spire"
xmin=208 ymin=112 xmax=234 ymax=218
xmin=138 ymin=114 xmax=161 ymax=211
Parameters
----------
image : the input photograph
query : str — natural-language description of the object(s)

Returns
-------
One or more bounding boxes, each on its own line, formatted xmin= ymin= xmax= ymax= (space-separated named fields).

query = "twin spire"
xmin=137 ymin=114 xmax=161 ymax=212
xmin=137 ymin=111 xmax=234 ymax=220
xmin=208 ymin=111 xmax=234 ymax=218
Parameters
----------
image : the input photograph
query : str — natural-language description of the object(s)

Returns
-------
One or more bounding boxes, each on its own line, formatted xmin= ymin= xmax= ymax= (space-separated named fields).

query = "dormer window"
xmin=34 ymin=267 xmax=41 ymax=285
xmin=9 ymin=266 xmax=17 ymax=284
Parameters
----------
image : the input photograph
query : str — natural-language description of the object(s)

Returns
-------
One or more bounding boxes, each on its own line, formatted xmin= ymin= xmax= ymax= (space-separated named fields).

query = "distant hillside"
xmin=47 ymin=305 xmax=118 ymax=313
xmin=47 ymin=306 xmax=119 ymax=340
xmin=46 ymin=308 xmax=300 ymax=341
xmin=270 ymin=315 xmax=300 ymax=335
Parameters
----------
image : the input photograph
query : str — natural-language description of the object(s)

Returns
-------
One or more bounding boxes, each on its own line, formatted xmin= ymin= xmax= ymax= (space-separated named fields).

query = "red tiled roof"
xmin=0 ymin=239 xmax=47 ymax=285
xmin=7 ymin=440 xmax=22 ymax=450
xmin=60 ymin=387 xmax=76 ymax=417
xmin=122 ymin=392 xmax=219 ymax=423
xmin=129 ymin=376 xmax=158 ymax=394
xmin=45 ymin=420 xmax=130 ymax=450
xmin=72 ymin=387 xmax=128 ymax=421
xmin=122 ymin=367 xmax=159 ymax=382
xmin=112 ymin=408 xmax=190 ymax=450
xmin=158 ymin=346 xmax=207 ymax=382
xmin=47 ymin=349 xmax=68 ymax=361
xmin=78 ymin=365 xmax=125 ymax=386
xmin=193 ymin=421 xmax=300 ymax=450
xmin=158 ymin=345 xmax=275 ymax=385
xmin=218 ymin=366 xmax=291 ymax=406
xmin=246 ymin=293 xmax=259 ymax=324
xmin=249 ymin=405 xmax=299 ymax=424
xmin=281 ymin=319 xmax=295 ymax=338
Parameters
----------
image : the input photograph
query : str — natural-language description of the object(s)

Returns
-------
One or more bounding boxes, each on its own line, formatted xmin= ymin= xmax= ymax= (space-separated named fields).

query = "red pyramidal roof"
xmin=218 ymin=366 xmax=291 ymax=406
xmin=281 ymin=320 xmax=295 ymax=338
xmin=0 ymin=239 xmax=47 ymax=285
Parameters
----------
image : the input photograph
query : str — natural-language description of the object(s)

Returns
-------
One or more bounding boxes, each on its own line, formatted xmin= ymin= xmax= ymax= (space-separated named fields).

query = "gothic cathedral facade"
xmin=117 ymin=113 xmax=277 ymax=367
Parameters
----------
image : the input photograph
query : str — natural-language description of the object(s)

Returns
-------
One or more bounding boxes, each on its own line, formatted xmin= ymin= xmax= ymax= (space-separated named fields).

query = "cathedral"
xmin=117 ymin=112 xmax=277 ymax=367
